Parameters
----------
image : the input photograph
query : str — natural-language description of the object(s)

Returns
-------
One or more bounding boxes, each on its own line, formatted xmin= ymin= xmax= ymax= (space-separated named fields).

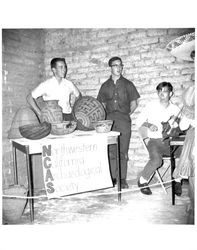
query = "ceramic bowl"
xmin=51 ymin=121 xmax=77 ymax=135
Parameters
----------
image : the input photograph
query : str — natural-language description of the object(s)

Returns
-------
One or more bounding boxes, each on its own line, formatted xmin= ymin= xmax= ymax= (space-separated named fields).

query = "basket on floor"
xmin=3 ymin=185 xmax=28 ymax=223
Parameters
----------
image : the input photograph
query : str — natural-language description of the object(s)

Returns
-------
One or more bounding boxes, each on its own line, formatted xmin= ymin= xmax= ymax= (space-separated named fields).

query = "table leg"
xmin=170 ymin=145 xmax=176 ymax=205
xmin=25 ymin=146 xmax=34 ymax=222
xmin=12 ymin=143 xmax=18 ymax=185
xmin=116 ymin=137 xmax=121 ymax=202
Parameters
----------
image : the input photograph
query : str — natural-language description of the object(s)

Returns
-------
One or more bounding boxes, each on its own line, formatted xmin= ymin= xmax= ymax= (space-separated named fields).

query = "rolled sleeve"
xmin=31 ymin=82 xmax=46 ymax=99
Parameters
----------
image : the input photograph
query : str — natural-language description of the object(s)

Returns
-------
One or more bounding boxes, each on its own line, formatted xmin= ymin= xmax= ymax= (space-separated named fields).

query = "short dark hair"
xmin=50 ymin=58 xmax=67 ymax=69
xmin=156 ymin=82 xmax=173 ymax=92
xmin=108 ymin=56 xmax=122 ymax=67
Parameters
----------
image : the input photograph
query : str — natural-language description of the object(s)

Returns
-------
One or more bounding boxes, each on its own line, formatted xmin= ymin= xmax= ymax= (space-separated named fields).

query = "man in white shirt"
xmin=136 ymin=82 xmax=181 ymax=195
xmin=27 ymin=58 xmax=81 ymax=121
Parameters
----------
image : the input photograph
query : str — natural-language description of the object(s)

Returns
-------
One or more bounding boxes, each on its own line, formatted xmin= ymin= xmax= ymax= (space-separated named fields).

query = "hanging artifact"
xmin=166 ymin=32 xmax=195 ymax=61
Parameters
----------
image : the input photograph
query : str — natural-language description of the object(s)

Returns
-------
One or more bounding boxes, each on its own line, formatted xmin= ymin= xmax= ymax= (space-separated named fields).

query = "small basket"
xmin=93 ymin=120 xmax=113 ymax=133
xmin=51 ymin=121 xmax=77 ymax=135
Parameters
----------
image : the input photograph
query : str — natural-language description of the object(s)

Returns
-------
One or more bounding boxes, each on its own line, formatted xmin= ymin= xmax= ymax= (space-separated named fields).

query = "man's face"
xmin=110 ymin=59 xmax=123 ymax=77
xmin=157 ymin=87 xmax=172 ymax=102
xmin=53 ymin=61 xmax=67 ymax=78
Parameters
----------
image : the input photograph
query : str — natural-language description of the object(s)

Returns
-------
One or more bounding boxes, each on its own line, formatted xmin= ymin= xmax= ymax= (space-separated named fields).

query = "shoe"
xmin=112 ymin=178 xmax=117 ymax=186
xmin=121 ymin=179 xmax=129 ymax=189
xmin=137 ymin=180 xmax=152 ymax=195
xmin=174 ymin=181 xmax=182 ymax=196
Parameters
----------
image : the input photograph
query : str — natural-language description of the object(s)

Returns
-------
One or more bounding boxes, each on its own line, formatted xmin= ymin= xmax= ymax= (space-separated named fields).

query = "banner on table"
xmin=41 ymin=135 xmax=113 ymax=199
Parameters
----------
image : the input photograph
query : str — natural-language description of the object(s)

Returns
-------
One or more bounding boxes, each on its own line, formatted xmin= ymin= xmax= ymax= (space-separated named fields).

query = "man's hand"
xmin=149 ymin=124 xmax=158 ymax=132
xmin=142 ymin=122 xmax=158 ymax=131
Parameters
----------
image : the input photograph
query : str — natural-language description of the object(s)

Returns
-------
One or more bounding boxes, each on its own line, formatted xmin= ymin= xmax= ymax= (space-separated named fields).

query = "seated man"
xmin=136 ymin=82 xmax=181 ymax=195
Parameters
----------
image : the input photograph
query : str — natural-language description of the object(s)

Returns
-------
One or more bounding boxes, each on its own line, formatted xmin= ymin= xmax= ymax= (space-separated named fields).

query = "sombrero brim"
xmin=166 ymin=32 xmax=195 ymax=61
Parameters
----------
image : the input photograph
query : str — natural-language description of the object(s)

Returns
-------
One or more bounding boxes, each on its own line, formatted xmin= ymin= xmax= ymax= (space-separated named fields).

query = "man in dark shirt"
xmin=97 ymin=56 xmax=140 ymax=188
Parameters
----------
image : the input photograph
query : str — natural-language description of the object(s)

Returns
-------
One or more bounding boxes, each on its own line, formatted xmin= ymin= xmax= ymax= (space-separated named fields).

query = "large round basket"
xmin=73 ymin=96 xmax=106 ymax=131
xmin=8 ymin=106 xmax=40 ymax=139
xmin=3 ymin=185 xmax=28 ymax=224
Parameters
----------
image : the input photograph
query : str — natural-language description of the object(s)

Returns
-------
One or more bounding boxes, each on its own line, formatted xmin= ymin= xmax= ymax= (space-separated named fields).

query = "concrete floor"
xmin=3 ymin=179 xmax=193 ymax=225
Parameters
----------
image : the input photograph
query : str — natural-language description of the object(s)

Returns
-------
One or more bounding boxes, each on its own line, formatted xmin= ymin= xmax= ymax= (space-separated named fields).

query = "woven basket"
xmin=93 ymin=120 xmax=113 ymax=133
xmin=73 ymin=96 xmax=106 ymax=131
xmin=19 ymin=121 xmax=51 ymax=140
xmin=3 ymin=185 xmax=28 ymax=223
xmin=8 ymin=106 xmax=40 ymax=139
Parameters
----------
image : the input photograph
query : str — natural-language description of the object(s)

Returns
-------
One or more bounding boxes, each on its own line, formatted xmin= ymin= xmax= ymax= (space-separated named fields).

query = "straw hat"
xmin=166 ymin=32 xmax=195 ymax=61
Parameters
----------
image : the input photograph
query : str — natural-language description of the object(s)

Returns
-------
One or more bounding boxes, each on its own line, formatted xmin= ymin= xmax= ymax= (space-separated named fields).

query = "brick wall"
xmin=2 ymin=28 xmax=195 ymax=187
xmin=2 ymin=29 xmax=45 ymax=186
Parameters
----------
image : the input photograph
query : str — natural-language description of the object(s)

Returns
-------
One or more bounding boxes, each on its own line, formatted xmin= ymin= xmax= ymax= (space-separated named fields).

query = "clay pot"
xmin=40 ymin=100 xmax=63 ymax=123
xmin=8 ymin=106 xmax=40 ymax=139
xmin=3 ymin=185 xmax=28 ymax=223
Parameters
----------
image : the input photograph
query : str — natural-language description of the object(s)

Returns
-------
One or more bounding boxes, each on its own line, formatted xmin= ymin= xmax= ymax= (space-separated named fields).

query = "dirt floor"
xmin=2 ymin=179 xmax=193 ymax=225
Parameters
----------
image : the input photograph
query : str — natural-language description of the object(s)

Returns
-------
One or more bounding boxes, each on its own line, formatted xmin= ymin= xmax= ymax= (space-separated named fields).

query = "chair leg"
xmin=160 ymin=163 xmax=171 ymax=179
xmin=155 ymin=170 xmax=167 ymax=194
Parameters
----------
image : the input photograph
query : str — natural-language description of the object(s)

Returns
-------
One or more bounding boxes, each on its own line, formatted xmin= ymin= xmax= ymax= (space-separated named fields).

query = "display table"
xmin=170 ymin=135 xmax=185 ymax=205
xmin=11 ymin=130 xmax=121 ymax=222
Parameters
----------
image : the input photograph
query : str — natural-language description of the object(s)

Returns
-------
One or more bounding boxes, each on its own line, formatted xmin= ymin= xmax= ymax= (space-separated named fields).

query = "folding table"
xmin=11 ymin=130 xmax=121 ymax=222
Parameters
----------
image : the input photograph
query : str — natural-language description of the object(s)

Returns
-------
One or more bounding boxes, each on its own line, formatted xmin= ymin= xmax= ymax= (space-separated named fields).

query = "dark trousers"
xmin=63 ymin=113 xmax=75 ymax=121
xmin=141 ymin=138 xmax=181 ymax=180
xmin=107 ymin=112 xmax=131 ymax=180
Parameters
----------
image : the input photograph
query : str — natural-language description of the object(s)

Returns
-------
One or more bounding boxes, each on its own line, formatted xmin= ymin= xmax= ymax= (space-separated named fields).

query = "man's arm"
xmin=69 ymin=91 xmax=82 ymax=109
xmin=69 ymin=82 xmax=82 ymax=108
xmin=129 ymin=100 xmax=138 ymax=115
xmin=26 ymin=93 xmax=42 ymax=118
xmin=141 ymin=122 xmax=158 ymax=131
xmin=135 ymin=102 xmax=158 ymax=132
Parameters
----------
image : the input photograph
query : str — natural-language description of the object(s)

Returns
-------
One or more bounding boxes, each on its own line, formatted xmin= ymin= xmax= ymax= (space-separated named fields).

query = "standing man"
xmin=27 ymin=57 xmax=81 ymax=121
xmin=136 ymin=82 xmax=181 ymax=195
xmin=97 ymin=56 xmax=140 ymax=189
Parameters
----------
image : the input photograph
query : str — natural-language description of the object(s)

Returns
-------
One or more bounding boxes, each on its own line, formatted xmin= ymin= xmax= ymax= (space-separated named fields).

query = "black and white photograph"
xmin=0 ymin=1 xmax=196 ymax=250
